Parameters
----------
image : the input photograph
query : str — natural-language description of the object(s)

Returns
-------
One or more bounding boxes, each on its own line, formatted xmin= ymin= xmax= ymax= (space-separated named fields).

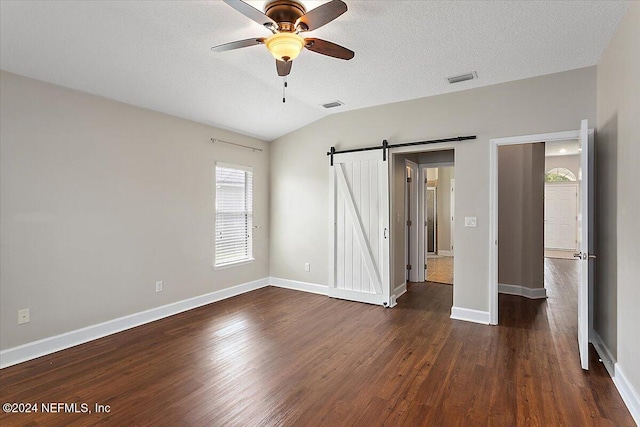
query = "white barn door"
xmin=330 ymin=151 xmax=390 ymax=306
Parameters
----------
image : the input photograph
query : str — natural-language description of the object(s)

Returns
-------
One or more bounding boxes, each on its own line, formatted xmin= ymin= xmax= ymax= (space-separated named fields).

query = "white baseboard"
xmin=592 ymin=331 xmax=640 ymax=425
xmin=390 ymin=282 xmax=407 ymax=307
xmin=498 ymin=283 xmax=547 ymax=299
xmin=450 ymin=306 xmax=490 ymax=325
xmin=394 ymin=282 xmax=407 ymax=298
xmin=592 ymin=331 xmax=616 ymax=378
xmin=269 ymin=277 xmax=328 ymax=295
xmin=614 ymin=364 xmax=640 ymax=426
xmin=438 ymin=250 xmax=453 ymax=257
xmin=0 ymin=277 xmax=270 ymax=369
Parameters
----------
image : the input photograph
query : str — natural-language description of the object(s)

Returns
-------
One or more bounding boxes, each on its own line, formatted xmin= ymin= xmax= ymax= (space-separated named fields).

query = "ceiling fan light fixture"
xmin=265 ymin=32 xmax=305 ymax=61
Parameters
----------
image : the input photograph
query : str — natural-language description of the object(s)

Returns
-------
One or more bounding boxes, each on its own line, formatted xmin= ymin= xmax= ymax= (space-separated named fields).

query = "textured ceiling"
xmin=0 ymin=1 xmax=629 ymax=141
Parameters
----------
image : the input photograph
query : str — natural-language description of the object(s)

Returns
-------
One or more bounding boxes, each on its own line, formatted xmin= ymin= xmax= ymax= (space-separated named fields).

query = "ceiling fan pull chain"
xmin=283 ymin=76 xmax=288 ymax=103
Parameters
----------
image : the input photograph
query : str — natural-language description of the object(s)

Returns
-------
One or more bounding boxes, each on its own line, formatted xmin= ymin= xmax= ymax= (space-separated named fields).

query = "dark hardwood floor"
xmin=0 ymin=259 xmax=634 ymax=426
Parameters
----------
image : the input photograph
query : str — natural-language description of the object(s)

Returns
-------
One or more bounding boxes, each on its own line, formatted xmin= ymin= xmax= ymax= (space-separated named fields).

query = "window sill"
xmin=214 ymin=258 xmax=255 ymax=270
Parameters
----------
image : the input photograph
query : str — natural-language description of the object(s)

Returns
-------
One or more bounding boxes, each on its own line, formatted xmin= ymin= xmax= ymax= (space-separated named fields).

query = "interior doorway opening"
xmin=490 ymin=122 xmax=594 ymax=370
xmin=495 ymin=139 xmax=583 ymax=299
xmin=400 ymin=150 xmax=455 ymax=292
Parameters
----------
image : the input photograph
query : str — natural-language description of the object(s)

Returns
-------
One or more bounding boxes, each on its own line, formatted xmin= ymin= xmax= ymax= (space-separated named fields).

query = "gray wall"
xmin=498 ymin=144 xmax=545 ymax=289
xmin=0 ymin=71 xmax=270 ymax=350
xmin=270 ymin=67 xmax=596 ymax=313
xmin=596 ymin=2 xmax=640 ymax=398
xmin=418 ymin=150 xmax=455 ymax=165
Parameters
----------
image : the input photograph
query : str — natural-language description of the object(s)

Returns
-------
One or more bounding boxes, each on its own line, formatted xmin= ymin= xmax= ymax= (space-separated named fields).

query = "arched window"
xmin=545 ymin=167 xmax=576 ymax=182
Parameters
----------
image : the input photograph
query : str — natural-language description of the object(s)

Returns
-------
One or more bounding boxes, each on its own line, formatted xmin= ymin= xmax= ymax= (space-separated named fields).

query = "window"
xmin=215 ymin=162 xmax=253 ymax=268
xmin=545 ymin=167 xmax=577 ymax=182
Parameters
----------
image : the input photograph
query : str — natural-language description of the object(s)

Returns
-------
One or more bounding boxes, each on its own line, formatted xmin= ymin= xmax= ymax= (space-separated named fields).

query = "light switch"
xmin=465 ymin=217 xmax=477 ymax=227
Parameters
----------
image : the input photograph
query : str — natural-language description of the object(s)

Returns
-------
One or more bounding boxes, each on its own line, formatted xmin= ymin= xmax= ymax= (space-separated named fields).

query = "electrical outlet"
xmin=155 ymin=281 xmax=163 ymax=293
xmin=464 ymin=217 xmax=477 ymax=227
xmin=18 ymin=308 xmax=30 ymax=324
xmin=305 ymin=263 xmax=310 ymax=272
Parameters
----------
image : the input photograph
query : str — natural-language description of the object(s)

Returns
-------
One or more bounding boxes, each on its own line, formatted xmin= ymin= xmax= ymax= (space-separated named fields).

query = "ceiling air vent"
xmin=447 ymin=71 xmax=478 ymax=84
xmin=322 ymin=100 xmax=344 ymax=109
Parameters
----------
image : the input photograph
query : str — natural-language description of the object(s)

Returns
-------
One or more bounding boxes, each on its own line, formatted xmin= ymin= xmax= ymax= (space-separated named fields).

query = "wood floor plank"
xmin=0 ymin=259 xmax=634 ymax=426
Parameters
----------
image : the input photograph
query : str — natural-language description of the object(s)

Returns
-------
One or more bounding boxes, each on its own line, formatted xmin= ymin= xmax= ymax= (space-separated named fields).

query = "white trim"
xmin=215 ymin=161 xmax=253 ymax=172
xmin=417 ymin=168 xmax=426 ymax=281
xmin=389 ymin=142 xmax=458 ymax=300
xmin=450 ymin=178 xmax=455 ymax=255
xmin=437 ymin=250 xmax=454 ymax=257
xmin=450 ymin=306 xmax=490 ymax=325
xmin=418 ymin=161 xmax=454 ymax=169
xmin=392 ymin=282 xmax=407 ymax=307
xmin=614 ymin=364 xmax=640 ymax=425
xmin=426 ymin=186 xmax=437 ymax=257
xmin=329 ymin=161 xmax=336 ymax=290
xmin=592 ymin=332 xmax=640 ymax=425
xmin=328 ymin=288 xmax=386 ymax=306
xmin=269 ymin=277 xmax=328 ymax=295
xmin=489 ymin=129 xmax=581 ymax=325
xmin=0 ymin=278 xmax=270 ymax=369
xmin=592 ymin=331 xmax=616 ymax=378
xmin=213 ymin=258 xmax=255 ymax=270
xmin=498 ymin=283 xmax=547 ymax=299
xmin=405 ymin=159 xmax=419 ymax=283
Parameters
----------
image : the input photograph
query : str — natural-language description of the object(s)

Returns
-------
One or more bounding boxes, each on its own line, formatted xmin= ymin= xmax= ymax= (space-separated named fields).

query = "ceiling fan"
xmin=211 ymin=0 xmax=354 ymax=77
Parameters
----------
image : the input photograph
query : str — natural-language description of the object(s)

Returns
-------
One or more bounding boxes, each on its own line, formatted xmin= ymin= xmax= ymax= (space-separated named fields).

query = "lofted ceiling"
xmin=0 ymin=1 xmax=630 ymax=141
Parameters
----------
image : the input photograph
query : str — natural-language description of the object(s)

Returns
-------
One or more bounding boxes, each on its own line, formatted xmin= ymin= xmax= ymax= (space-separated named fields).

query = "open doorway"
xmin=490 ymin=122 xmax=594 ymax=370
xmin=544 ymin=140 xmax=580 ymax=260
xmin=495 ymin=139 xmax=581 ymax=301
xmin=402 ymin=150 xmax=455 ymax=289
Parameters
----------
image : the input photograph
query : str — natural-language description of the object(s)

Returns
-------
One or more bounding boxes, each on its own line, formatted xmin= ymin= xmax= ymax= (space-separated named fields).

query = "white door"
xmin=330 ymin=151 xmax=391 ymax=306
xmin=406 ymin=161 xmax=419 ymax=283
xmin=576 ymin=119 xmax=595 ymax=370
xmin=544 ymin=184 xmax=578 ymax=250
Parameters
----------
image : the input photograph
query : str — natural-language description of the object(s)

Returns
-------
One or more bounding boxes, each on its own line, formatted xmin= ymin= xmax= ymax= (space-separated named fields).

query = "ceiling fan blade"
xmin=211 ymin=37 xmax=265 ymax=52
xmin=276 ymin=60 xmax=292 ymax=77
xmin=304 ymin=38 xmax=354 ymax=60
xmin=223 ymin=0 xmax=277 ymax=29
xmin=296 ymin=0 xmax=347 ymax=32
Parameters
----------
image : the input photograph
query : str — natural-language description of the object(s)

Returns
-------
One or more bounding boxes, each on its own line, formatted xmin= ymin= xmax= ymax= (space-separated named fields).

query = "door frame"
xmin=450 ymin=178 xmax=455 ymax=256
xmin=390 ymin=147 xmax=457 ymax=298
xmin=426 ymin=186 xmax=437 ymax=255
xmin=405 ymin=160 xmax=419 ymax=283
xmin=488 ymin=130 xmax=580 ymax=325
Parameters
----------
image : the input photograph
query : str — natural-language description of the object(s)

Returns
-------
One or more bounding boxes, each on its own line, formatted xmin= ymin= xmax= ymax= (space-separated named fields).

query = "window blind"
xmin=215 ymin=163 xmax=253 ymax=267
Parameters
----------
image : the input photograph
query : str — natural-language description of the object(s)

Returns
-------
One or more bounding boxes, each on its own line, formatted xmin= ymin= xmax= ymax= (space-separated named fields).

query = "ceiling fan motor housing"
xmin=264 ymin=0 xmax=307 ymax=30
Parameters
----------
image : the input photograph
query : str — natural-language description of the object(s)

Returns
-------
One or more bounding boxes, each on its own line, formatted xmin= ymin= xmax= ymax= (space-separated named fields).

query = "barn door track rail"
xmin=327 ymin=135 xmax=477 ymax=166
